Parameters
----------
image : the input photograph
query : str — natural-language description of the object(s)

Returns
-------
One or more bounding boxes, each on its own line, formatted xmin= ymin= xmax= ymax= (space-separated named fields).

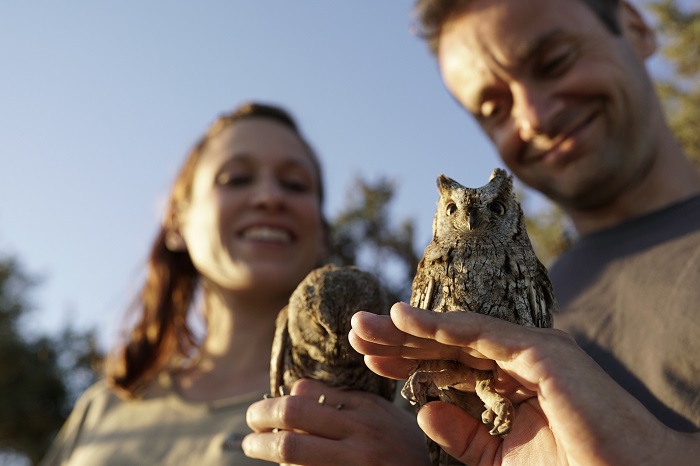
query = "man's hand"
xmin=349 ymin=302 xmax=699 ymax=465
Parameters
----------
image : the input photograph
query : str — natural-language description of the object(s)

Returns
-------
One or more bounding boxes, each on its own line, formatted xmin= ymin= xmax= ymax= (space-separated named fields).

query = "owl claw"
xmin=402 ymin=371 xmax=437 ymax=406
xmin=482 ymin=398 xmax=514 ymax=436
xmin=475 ymin=373 xmax=515 ymax=436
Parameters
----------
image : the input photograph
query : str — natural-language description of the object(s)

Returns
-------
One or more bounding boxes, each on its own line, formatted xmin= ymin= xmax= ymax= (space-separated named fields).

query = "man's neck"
xmin=568 ymin=154 xmax=700 ymax=236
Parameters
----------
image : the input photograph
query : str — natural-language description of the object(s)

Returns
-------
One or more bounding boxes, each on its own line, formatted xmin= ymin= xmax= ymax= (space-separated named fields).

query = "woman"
xmin=41 ymin=102 xmax=429 ymax=465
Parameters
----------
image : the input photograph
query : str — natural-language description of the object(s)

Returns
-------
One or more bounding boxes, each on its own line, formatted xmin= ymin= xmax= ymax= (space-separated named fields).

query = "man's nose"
xmin=511 ymin=83 xmax=561 ymax=142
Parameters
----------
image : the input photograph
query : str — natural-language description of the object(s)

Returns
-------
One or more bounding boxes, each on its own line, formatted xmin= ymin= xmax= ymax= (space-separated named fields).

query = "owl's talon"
xmin=482 ymin=398 xmax=514 ymax=436
xmin=402 ymin=371 xmax=434 ymax=406
xmin=482 ymin=408 xmax=494 ymax=425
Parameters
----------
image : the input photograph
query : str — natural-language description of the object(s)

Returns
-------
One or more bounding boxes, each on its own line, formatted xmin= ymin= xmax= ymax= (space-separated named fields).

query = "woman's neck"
xmin=173 ymin=283 xmax=289 ymax=402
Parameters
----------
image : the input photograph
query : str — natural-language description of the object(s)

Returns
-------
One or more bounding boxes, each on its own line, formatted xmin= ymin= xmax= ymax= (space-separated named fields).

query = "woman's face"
xmin=177 ymin=118 xmax=326 ymax=297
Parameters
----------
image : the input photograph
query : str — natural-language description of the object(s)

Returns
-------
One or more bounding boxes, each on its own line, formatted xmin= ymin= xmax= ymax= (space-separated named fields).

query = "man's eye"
xmin=481 ymin=101 xmax=496 ymax=118
xmin=480 ymin=100 xmax=507 ymax=122
xmin=539 ymin=46 xmax=576 ymax=77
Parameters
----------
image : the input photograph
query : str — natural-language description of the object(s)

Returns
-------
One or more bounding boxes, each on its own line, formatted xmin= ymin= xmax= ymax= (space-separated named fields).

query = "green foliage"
xmin=522 ymin=201 xmax=576 ymax=267
xmin=0 ymin=255 xmax=101 ymax=465
xmin=328 ymin=176 xmax=420 ymax=303
xmin=648 ymin=0 xmax=700 ymax=165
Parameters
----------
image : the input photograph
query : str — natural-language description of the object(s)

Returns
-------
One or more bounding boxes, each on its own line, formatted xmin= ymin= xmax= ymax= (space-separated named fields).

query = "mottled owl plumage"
xmin=271 ymin=264 xmax=396 ymax=402
xmin=404 ymin=169 xmax=556 ymax=464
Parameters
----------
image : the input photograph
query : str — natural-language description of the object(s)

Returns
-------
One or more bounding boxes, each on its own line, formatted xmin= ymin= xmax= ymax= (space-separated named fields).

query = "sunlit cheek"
xmin=490 ymin=126 xmax=520 ymax=168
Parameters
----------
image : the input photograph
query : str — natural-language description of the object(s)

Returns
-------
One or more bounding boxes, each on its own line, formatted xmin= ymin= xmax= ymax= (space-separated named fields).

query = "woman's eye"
xmin=282 ymin=178 xmax=310 ymax=193
xmin=216 ymin=172 xmax=251 ymax=187
xmin=280 ymin=168 xmax=313 ymax=193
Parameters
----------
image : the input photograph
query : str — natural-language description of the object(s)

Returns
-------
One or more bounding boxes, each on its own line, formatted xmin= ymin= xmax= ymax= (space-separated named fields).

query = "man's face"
xmin=438 ymin=0 xmax=658 ymax=211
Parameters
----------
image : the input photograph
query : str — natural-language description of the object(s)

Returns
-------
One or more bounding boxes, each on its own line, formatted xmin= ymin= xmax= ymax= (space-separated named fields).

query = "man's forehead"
xmin=435 ymin=0 xmax=584 ymax=112
xmin=439 ymin=1 xmax=569 ymax=65
xmin=437 ymin=37 xmax=493 ymax=112
xmin=436 ymin=9 xmax=517 ymax=109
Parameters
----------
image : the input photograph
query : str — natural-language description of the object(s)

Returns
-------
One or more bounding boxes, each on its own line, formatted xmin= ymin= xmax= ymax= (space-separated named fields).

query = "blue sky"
xmin=0 ymin=1 xmax=663 ymax=347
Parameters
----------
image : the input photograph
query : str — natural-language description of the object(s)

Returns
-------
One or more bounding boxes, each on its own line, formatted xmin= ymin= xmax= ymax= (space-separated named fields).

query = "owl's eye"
xmin=488 ymin=201 xmax=506 ymax=215
xmin=446 ymin=203 xmax=458 ymax=216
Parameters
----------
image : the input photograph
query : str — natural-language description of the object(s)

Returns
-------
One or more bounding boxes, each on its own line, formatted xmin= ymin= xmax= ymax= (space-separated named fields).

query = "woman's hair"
xmin=413 ymin=0 xmax=621 ymax=55
xmin=106 ymin=102 xmax=327 ymax=396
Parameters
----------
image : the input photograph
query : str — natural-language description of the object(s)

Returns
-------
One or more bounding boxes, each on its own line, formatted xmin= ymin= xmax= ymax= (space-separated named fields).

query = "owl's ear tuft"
xmin=488 ymin=168 xmax=514 ymax=191
xmin=437 ymin=174 xmax=451 ymax=189
xmin=437 ymin=174 xmax=464 ymax=193
xmin=488 ymin=168 xmax=509 ymax=182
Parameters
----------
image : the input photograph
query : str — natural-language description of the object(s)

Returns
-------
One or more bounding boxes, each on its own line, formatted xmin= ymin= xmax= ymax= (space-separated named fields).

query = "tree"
xmin=519 ymin=193 xmax=576 ymax=267
xmin=328 ymin=176 xmax=420 ymax=303
xmin=647 ymin=0 xmax=700 ymax=165
xmin=0 ymin=255 xmax=100 ymax=465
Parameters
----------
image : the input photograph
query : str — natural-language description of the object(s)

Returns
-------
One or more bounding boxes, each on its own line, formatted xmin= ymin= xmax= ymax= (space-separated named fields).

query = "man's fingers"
xmin=362 ymin=355 xmax=418 ymax=380
xmin=350 ymin=309 xmax=407 ymax=346
xmin=352 ymin=304 xmax=516 ymax=368
xmin=353 ymin=302 xmax=582 ymax=393
xmin=390 ymin=302 xmax=557 ymax=365
xmin=417 ymin=401 xmax=500 ymax=464
xmin=350 ymin=308 xmax=470 ymax=358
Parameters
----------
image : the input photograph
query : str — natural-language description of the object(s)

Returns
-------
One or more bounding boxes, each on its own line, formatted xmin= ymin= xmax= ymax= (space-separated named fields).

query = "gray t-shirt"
xmin=550 ymin=194 xmax=700 ymax=432
xmin=39 ymin=374 xmax=272 ymax=466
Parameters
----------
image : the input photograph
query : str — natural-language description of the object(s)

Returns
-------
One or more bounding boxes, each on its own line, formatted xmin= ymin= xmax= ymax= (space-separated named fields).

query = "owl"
xmin=403 ymin=169 xmax=555 ymax=463
xmin=270 ymin=264 xmax=396 ymax=402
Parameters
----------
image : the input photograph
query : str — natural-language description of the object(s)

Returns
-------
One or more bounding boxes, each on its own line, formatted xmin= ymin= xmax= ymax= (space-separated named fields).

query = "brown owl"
xmin=404 ymin=169 xmax=556 ymax=463
xmin=270 ymin=264 xmax=396 ymax=402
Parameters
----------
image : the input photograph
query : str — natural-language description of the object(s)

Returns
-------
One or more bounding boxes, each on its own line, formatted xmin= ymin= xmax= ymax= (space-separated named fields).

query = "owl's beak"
xmin=467 ymin=209 xmax=479 ymax=230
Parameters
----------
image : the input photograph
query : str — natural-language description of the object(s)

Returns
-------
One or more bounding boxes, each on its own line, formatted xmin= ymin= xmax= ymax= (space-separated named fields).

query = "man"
xmin=351 ymin=0 xmax=700 ymax=464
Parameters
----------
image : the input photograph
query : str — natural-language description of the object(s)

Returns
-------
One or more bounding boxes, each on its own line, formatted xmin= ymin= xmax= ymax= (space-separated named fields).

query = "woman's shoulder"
xmin=69 ymin=379 xmax=134 ymax=424
xmin=77 ymin=379 xmax=112 ymax=400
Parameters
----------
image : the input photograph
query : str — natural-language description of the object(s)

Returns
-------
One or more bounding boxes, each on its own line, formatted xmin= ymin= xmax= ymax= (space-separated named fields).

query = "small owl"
xmin=403 ymin=169 xmax=556 ymax=463
xmin=271 ymin=264 xmax=396 ymax=402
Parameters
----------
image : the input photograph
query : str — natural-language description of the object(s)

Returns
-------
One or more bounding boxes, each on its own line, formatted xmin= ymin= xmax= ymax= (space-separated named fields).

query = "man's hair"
xmin=413 ymin=0 xmax=621 ymax=55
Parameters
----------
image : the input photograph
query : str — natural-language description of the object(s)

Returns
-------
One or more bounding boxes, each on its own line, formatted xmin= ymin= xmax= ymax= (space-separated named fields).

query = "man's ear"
xmin=620 ymin=1 xmax=657 ymax=60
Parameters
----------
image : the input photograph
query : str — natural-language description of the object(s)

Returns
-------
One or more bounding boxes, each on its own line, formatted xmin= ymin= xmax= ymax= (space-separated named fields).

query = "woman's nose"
xmin=251 ymin=176 xmax=285 ymax=209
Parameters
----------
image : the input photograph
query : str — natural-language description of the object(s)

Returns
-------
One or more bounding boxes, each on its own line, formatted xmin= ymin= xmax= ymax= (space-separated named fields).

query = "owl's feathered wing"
xmin=270 ymin=304 xmax=291 ymax=396
xmin=270 ymin=264 xmax=396 ymax=401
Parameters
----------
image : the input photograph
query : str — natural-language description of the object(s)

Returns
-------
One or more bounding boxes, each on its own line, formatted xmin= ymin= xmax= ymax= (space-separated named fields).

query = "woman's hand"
xmin=243 ymin=378 xmax=431 ymax=465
